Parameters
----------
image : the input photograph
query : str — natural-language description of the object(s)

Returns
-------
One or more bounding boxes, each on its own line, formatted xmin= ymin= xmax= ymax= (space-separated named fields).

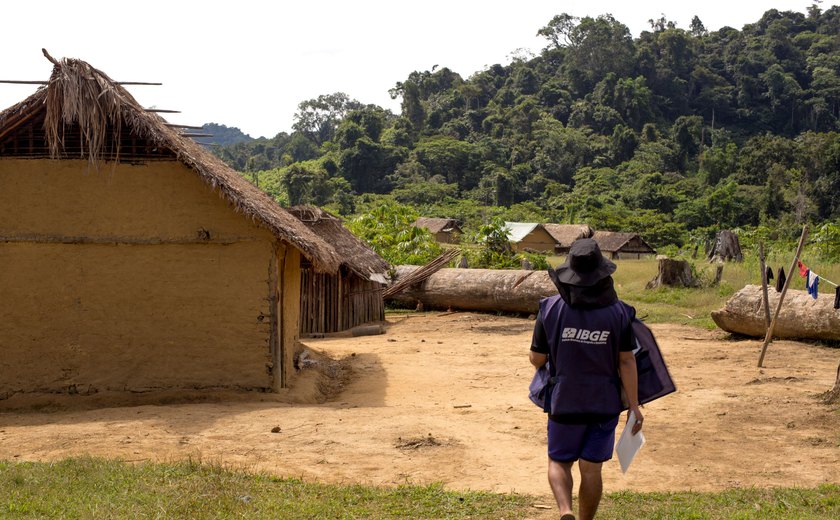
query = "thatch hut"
xmin=0 ymin=52 xmax=341 ymax=400
xmin=288 ymin=206 xmax=389 ymax=335
xmin=592 ymin=231 xmax=656 ymax=259
xmin=413 ymin=217 xmax=462 ymax=244
xmin=543 ymin=224 xmax=594 ymax=254
xmin=504 ymin=222 xmax=558 ymax=254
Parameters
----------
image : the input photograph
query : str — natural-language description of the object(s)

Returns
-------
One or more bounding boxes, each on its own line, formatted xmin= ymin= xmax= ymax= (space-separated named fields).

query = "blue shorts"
xmin=547 ymin=416 xmax=619 ymax=463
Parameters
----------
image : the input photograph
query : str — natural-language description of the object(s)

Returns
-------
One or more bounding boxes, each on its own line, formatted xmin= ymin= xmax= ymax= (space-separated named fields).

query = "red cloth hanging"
xmin=798 ymin=260 xmax=809 ymax=277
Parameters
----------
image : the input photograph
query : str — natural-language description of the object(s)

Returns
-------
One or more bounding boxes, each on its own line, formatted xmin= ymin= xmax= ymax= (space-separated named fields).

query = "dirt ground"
xmin=1 ymin=312 xmax=839 ymax=507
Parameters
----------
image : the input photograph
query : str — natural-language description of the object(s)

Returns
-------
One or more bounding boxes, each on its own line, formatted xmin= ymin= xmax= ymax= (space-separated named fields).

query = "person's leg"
xmin=576 ymin=416 xmax=619 ymax=520
xmin=547 ymin=458 xmax=575 ymax=516
xmin=577 ymin=459 xmax=603 ymax=520
xmin=546 ymin=420 xmax=587 ymax=518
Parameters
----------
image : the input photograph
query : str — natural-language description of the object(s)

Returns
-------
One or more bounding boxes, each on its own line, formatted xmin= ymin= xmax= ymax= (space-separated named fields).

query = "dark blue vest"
xmin=540 ymin=295 xmax=632 ymax=416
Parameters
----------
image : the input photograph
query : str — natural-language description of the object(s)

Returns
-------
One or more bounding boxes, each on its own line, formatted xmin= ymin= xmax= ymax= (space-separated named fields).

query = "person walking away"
xmin=529 ymin=238 xmax=643 ymax=520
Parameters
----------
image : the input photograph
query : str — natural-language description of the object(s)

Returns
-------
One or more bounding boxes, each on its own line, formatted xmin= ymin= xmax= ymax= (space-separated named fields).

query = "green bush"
xmin=345 ymin=201 xmax=443 ymax=265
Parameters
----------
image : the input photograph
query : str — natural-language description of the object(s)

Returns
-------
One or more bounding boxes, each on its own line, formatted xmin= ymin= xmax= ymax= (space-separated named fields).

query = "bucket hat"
xmin=549 ymin=238 xmax=616 ymax=287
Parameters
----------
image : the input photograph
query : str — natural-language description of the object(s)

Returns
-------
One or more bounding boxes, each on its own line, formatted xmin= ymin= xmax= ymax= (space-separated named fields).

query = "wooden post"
xmin=713 ymin=264 xmax=724 ymax=286
xmin=822 ymin=359 xmax=840 ymax=404
xmin=758 ymin=242 xmax=771 ymax=328
xmin=757 ymin=225 xmax=809 ymax=367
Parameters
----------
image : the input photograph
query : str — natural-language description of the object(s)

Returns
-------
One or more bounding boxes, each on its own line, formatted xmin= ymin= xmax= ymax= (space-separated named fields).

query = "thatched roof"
xmin=543 ymin=224 xmax=594 ymax=248
xmin=0 ymin=51 xmax=340 ymax=273
xmin=288 ymin=206 xmax=390 ymax=282
xmin=592 ymin=231 xmax=656 ymax=254
xmin=414 ymin=217 xmax=462 ymax=234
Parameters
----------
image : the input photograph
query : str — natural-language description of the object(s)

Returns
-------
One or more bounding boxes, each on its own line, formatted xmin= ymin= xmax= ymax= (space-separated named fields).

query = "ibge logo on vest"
xmin=562 ymin=327 xmax=611 ymax=345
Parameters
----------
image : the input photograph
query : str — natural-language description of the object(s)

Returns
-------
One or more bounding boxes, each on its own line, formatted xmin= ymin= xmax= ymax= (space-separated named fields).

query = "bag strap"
xmin=614 ymin=306 xmax=633 ymax=382
xmin=547 ymin=298 xmax=565 ymax=384
xmin=541 ymin=299 xmax=565 ymax=412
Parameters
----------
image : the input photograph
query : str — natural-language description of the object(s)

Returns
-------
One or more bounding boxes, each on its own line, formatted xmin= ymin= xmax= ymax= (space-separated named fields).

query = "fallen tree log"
xmin=711 ymin=284 xmax=840 ymax=341
xmin=386 ymin=266 xmax=556 ymax=314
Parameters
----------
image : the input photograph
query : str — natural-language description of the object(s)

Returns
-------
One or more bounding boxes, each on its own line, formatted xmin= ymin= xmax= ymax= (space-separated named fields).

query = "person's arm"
xmin=529 ymin=311 xmax=548 ymax=368
xmin=618 ymin=351 xmax=644 ymax=434
xmin=530 ymin=350 xmax=547 ymax=368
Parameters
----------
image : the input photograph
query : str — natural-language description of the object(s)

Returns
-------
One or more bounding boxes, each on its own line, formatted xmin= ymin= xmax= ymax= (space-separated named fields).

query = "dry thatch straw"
xmin=288 ymin=205 xmax=390 ymax=280
xmin=42 ymin=49 xmax=123 ymax=169
xmin=543 ymin=223 xmax=593 ymax=249
xmin=0 ymin=50 xmax=341 ymax=273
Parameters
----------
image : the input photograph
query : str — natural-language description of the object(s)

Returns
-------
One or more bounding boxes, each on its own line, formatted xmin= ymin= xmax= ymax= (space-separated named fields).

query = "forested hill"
xmin=209 ymin=6 xmax=840 ymax=248
xmin=196 ymin=123 xmax=254 ymax=147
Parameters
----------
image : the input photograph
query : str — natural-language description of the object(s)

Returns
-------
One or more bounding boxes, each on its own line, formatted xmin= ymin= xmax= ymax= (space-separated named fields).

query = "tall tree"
xmin=292 ymin=93 xmax=362 ymax=147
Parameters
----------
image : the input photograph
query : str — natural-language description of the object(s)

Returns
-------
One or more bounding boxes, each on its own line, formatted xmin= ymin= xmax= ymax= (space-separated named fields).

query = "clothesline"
xmin=795 ymin=256 xmax=838 ymax=287
xmin=818 ymin=276 xmax=838 ymax=287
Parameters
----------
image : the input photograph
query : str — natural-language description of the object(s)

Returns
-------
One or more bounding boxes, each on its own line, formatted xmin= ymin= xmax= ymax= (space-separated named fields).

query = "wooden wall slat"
xmin=298 ymin=266 xmax=385 ymax=334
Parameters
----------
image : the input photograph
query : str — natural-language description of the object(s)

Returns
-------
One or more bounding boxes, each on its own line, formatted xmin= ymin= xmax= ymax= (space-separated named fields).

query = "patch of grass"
xmin=612 ymin=258 xmax=759 ymax=329
xmin=2 ymin=458 xmax=839 ymax=519
xmin=0 ymin=457 xmax=532 ymax=519
xmin=538 ymin=256 xmax=768 ymax=328
xmin=550 ymin=253 xmax=840 ymax=329
xmin=598 ymin=485 xmax=840 ymax=519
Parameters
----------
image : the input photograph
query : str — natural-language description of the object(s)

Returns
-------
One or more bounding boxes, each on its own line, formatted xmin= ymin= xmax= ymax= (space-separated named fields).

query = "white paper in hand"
xmin=616 ymin=410 xmax=645 ymax=474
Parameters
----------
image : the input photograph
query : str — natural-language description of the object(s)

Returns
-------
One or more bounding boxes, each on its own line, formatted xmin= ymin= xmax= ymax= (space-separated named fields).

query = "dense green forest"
xmin=208 ymin=6 xmax=840 ymax=256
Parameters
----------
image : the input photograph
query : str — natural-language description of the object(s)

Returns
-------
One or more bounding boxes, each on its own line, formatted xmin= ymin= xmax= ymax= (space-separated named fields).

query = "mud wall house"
xmin=543 ymin=224 xmax=594 ymax=254
xmin=504 ymin=222 xmax=558 ymax=254
xmin=591 ymin=231 xmax=657 ymax=259
xmin=0 ymin=54 xmax=341 ymax=400
xmin=413 ymin=217 xmax=462 ymax=244
xmin=288 ymin=206 xmax=389 ymax=335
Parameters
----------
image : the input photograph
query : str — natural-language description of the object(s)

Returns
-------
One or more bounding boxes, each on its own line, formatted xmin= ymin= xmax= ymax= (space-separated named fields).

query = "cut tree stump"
xmin=646 ymin=258 xmax=698 ymax=289
xmin=708 ymin=230 xmax=743 ymax=262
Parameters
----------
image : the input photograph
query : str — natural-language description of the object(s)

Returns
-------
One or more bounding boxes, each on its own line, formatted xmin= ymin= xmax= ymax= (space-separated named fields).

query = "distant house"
xmin=414 ymin=217 xmax=463 ymax=244
xmin=592 ymin=231 xmax=657 ymax=259
xmin=504 ymin=222 xmax=558 ymax=254
xmin=289 ymin=206 xmax=389 ymax=335
xmin=543 ymin=224 xmax=594 ymax=254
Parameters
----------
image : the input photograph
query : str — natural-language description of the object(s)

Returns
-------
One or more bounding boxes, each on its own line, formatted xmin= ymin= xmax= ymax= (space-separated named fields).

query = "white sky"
xmin=0 ymin=0 xmax=824 ymax=138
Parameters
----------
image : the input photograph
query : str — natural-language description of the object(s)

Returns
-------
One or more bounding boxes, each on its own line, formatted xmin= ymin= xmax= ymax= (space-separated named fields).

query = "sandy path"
xmin=1 ymin=312 xmax=838 ymax=504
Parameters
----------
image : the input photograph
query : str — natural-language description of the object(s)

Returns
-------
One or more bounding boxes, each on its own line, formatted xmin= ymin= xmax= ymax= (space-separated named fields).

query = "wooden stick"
xmin=0 ymin=109 xmax=39 ymax=143
xmin=0 ymin=80 xmax=161 ymax=85
xmin=757 ymin=225 xmax=809 ymax=367
xmin=145 ymin=109 xmax=180 ymax=113
xmin=513 ymin=270 xmax=537 ymax=289
xmin=42 ymin=48 xmax=59 ymax=66
xmin=758 ymin=242 xmax=771 ymax=328
xmin=165 ymin=123 xmax=204 ymax=129
xmin=383 ymin=249 xmax=460 ymax=299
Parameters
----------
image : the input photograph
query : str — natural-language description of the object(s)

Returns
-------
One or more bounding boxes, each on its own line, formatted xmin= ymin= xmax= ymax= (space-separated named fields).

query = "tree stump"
xmin=820 ymin=360 xmax=840 ymax=404
xmin=646 ymin=258 xmax=698 ymax=289
xmin=707 ymin=230 xmax=743 ymax=262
